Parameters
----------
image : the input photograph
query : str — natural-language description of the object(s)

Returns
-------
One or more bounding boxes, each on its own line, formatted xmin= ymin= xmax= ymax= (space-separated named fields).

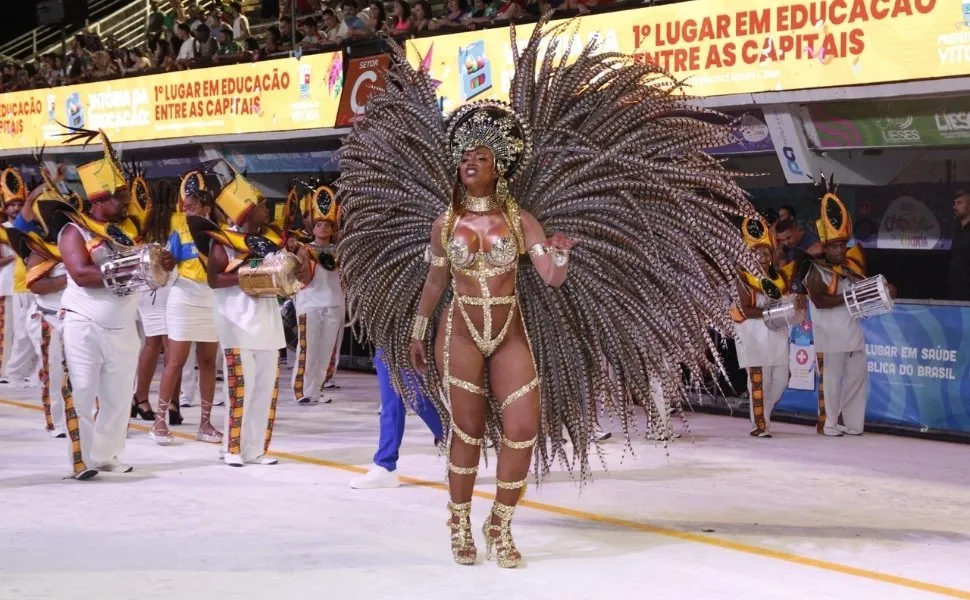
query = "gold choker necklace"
xmin=463 ymin=193 xmax=501 ymax=213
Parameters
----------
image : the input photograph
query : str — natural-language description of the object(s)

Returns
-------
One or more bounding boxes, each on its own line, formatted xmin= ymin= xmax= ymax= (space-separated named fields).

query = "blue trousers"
xmin=373 ymin=349 xmax=444 ymax=472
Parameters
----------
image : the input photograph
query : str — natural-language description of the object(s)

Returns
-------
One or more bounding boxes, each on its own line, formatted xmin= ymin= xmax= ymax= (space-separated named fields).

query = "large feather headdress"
xmin=337 ymin=17 xmax=757 ymax=483
xmin=445 ymin=101 xmax=531 ymax=179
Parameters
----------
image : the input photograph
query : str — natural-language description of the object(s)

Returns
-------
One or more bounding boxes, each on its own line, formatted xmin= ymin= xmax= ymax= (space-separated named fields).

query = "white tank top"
xmin=809 ymin=266 xmax=865 ymax=353
xmin=733 ymin=288 xmax=789 ymax=368
xmin=35 ymin=262 xmax=67 ymax=313
xmin=211 ymin=245 xmax=286 ymax=351
xmin=58 ymin=223 xmax=139 ymax=330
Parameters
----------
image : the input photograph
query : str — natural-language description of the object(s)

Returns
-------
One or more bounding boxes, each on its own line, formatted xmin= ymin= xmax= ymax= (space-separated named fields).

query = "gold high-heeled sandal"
xmin=482 ymin=497 xmax=522 ymax=568
xmin=447 ymin=500 xmax=477 ymax=565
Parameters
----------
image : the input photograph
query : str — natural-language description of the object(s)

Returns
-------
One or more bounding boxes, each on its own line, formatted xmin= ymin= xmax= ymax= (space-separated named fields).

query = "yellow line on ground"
xmin=3 ymin=397 xmax=968 ymax=599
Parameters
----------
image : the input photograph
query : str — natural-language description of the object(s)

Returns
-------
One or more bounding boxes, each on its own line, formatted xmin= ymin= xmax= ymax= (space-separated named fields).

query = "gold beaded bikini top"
xmin=441 ymin=204 xmax=526 ymax=275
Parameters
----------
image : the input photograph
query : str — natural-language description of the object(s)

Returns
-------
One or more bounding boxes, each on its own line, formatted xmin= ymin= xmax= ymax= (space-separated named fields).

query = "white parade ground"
xmin=1 ymin=368 xmax=968 ymax=599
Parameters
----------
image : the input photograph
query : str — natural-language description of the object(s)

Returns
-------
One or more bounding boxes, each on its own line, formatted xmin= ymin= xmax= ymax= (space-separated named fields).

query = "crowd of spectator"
xmin=1 ymin=0 xmax=642 ymax=93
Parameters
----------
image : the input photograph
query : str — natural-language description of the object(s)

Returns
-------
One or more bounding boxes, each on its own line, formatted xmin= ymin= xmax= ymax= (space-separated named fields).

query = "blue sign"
xmin=778 ymin=303 xmax=970 ymax=434
xmin=220 ymin=149 xmax=340 ymax=173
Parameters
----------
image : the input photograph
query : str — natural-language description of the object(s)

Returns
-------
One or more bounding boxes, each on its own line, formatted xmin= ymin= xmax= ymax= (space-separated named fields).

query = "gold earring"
xmin=496 ymin=176 xmax=509 ymax=202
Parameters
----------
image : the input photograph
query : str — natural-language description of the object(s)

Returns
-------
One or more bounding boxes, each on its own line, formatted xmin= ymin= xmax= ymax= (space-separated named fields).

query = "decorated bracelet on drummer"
xmin=412 ymin=315 xmax=430 ymax=340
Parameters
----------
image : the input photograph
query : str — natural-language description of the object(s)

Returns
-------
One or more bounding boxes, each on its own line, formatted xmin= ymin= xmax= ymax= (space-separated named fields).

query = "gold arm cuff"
xmin=528 ymin=243 xmax=548 ymax=259
xmin=412 ymin=315 xmax=430 ymax=340
xmin=425 ymin=244 xmax=449 ymax=267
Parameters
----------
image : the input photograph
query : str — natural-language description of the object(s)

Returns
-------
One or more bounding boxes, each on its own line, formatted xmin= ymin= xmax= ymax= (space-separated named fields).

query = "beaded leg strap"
xmin=448 ymin=420 xmax=482 ymax=476
xmin=500 ymin=377 xmax=539 ymax=411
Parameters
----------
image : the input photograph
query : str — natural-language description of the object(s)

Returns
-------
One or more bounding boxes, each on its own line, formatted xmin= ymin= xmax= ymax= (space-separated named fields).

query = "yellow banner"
xmin=0 ymin=52 xmax=344 ymax=152
xmin=408 ymin=0 xmax=970 ymax=111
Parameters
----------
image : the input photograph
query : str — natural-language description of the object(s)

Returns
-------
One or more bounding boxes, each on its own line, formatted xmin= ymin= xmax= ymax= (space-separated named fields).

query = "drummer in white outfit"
xmin=803 ymin=182 xmax=895 ymax=437
xmin=288 ymin=184 xmax=345 ymax=405
xmin=6 ymin=225 xmax=68 ymax=438
xmin=1 ymin=166 xmax=39 ymax=384
xmin=37 ymin=129 xmax=174 ymax=479
xmin=189 ymin=167 xmax=301 ymax=467
xmin=731 ymin=217 xmax=800 ymax=438
xmin=151 ymin=174 xmax=223 ymax=445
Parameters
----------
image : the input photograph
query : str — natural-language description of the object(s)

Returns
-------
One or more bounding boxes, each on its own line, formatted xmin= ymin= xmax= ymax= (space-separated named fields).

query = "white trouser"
xmin=291 ymin=307 xmax=342 ymax=401
xmin=820 ymin=350 xmax=868 ymax=435
xmin=62 ymin=312 xmax=139 ymax=471
xmin=3 ymin=293 xmax=39 ymax=380
xmin=179 ymin=343 xmax=226 ymax=406
xmin=28 ymin=311 xmax=67 ymax=432
xmin=222 ymin=348 xmax=280 ymax=461
xmin=747 ymin=365 xmax=789 ymax=432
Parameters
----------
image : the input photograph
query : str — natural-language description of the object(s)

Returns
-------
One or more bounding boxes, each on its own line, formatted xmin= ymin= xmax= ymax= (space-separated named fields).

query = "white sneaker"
xmin=67 ymin=468 xmax=98 ymax=481
xmin=593 ymin=428 xmax=612 ymax=442
xmin=95 ymin=460 xmax=134 ymax=473
xmin=837 ymin=425 xmax=863 ymax=436
xmin=244 ymin=455 xmax=279 ymax=465
xmin=224 ymin=454 xmax=244 ymax=467
xmin=48 ymin=428 xmax=67 ymax=439
xmin=350 ymin=465 xmax=400 ymax=489
xmin=823 ymin=426 xmax=843 ymax=437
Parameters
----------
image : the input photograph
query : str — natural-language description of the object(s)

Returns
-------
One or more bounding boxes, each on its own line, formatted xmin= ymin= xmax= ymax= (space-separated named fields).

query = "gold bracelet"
xmin=424 ymin=245 xmax=449 ymax=267
xmin=412 ymin=315 xmax=430 ymax=340
xmin=528 ymin=243 xmax=547 ymax=258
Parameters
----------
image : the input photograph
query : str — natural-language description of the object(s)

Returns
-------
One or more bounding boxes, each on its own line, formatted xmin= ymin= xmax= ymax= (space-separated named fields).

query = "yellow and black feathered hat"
xmin=178 ymin=160 xmax=222 ymax=212
xmin=57 ymin=126 xmax=127 ymax=204
xmin=2 ymin=226 xmax=60 ymax=262
xmin=187 ymin=213 xmax=283 ymax=270
xmin=741 ymin=216 xmax=775 ymax=252
xmin=126 ymin=161 xmax=151 ymax=234
xmin=1 ymin=166 xmax=26 ymax=205
xmin=815 ymin=173 xmax=852 ymax=246
xmin=305 ymin=185 xmax=338 ymax=227
xmin=30 ymin=147 xmax=87 ymax=216
xmin=283 ymin=179 xmax=338 ymax=240
xmin=0 ymin=223 xmax=63 ymax=288
xmin=215 ymin=162 xmax=264 ymax=225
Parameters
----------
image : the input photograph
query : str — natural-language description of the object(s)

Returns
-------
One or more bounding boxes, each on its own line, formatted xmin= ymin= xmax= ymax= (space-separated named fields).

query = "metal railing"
xmin=0 ymin=0 xmax=138 ymax=61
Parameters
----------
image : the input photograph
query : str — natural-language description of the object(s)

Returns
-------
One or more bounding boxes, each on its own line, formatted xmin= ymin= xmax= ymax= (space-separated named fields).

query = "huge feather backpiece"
xmin=337 ymin=16 xmax=758 ymax=484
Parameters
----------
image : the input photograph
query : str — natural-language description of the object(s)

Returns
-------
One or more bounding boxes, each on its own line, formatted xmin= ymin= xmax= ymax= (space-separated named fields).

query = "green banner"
xmin=807 ymin=98 xmax=970 ymax=149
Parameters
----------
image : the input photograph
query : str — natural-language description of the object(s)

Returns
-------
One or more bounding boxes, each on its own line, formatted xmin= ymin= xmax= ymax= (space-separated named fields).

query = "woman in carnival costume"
xmin=149 ymin=168 xmax=225 ymax=445
xmin=337 ymin=18 xmax=758 ymax=567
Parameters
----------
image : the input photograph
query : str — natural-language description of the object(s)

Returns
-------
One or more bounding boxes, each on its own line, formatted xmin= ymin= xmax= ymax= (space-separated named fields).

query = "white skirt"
xmin=137 ymin=288 xmax=169 ymax=337
xmin=166 ymin=278 xmax=219 ymax=343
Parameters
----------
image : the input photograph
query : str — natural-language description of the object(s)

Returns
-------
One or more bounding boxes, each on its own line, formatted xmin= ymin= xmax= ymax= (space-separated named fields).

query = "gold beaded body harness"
xmin=430 ymin=203 xmax=540 ymax=487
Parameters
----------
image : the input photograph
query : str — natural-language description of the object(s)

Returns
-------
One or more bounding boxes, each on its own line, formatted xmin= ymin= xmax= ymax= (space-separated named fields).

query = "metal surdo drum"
xmin=100 ymin=243 xmax=172 ymax=297
xmin=843 ymin=274 xmax=894 ymax=319
xmin=237 ymin=251 xmax=303 ymax=298
xmin=761 ymin=296 xmax=805 ymax=331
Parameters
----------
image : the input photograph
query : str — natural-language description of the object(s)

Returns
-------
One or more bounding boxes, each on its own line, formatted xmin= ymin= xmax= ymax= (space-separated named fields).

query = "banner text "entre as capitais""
xmin=152 ymin=69 xmax=292 ymax=120
xmin=630 ymin=0 xmax=937 ymax=73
